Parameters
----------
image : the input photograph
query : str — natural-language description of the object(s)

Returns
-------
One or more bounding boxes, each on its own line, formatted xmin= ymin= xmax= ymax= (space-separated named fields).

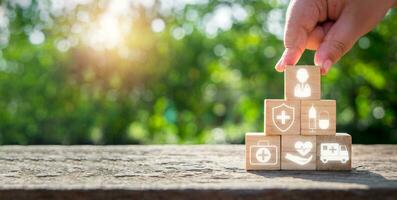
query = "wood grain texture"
xmin=264 ymin=99 xmax=300 ymax=135
xmin=301 ymin=100 xmax=336 ymax=135
xmin=316 ymin=133 xmax=352 ymax=170
xmin=0 ymin=145 xmax=395 ymax=200
xmin=245 ymin=133 xmax=280 ymax=170
xmin=285 ymin=65 xmax=321 ymax=100
xmin=281 ymin=136 xmax=316 ymax=170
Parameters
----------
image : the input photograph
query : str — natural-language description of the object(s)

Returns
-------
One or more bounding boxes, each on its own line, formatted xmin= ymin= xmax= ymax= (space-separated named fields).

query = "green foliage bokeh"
xmin=0 ymin=0 xmax=396 ymax=144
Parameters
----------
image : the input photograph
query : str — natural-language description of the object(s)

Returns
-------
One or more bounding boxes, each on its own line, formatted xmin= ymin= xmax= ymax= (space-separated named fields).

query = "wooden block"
xmin=285 ymin=65 xmax=321 ymax=100
xmin=245 ymin=133 xmax=280 ymax=170
xmin=301 ymin=100 xmax=336 ymax=135
xmin=264 ymin=99 xmax=300 ymax=135
xmin=281 ymin=135 xmax=316 ymax=170
xmin=316 ymin=133 xmax=352 ymax=170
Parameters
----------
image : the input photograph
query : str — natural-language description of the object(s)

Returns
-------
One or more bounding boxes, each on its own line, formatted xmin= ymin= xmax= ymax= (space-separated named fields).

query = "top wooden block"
xmin=285 ymin=65 xmax=321 ymax=100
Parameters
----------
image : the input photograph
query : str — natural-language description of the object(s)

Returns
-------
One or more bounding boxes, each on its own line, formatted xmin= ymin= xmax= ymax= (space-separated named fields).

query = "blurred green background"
xmin=0 ymin=0 xmax=396 ymax=145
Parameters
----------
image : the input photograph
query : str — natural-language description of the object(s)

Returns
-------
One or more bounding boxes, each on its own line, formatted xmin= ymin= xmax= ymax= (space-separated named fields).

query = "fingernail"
xmin=321 ymin=59 xmax=332 ymax=75
xmin=275 ymin=57 xmax=284 ymax=72
xmin=275 ymin=49 xmax=288 ymax=72
xmin=314 ymin=59 xmax=321 ymax=67
xmin=314 ymin=51 xmax=325 ymax=67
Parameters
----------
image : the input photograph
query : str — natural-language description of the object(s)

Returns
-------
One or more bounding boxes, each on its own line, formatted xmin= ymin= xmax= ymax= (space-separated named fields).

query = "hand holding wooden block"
xmin=245 ymin=133 xmax=280 ymax=170
xmin=285 ymin=65 xmax=321 ymax=100
xmin=264 ymin=99 xmax=300 ymax=135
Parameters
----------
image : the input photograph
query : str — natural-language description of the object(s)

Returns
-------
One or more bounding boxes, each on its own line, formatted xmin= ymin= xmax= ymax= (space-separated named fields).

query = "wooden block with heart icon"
xmin=281 ymin=135 xmax=316 ymax=170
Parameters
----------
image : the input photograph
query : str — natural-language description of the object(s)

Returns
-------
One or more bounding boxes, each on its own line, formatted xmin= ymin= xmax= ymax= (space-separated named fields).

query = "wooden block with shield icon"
xmin=264 ymin=99 xmax=300 ymax=135
xmin=281 ymin=135 xmax=316 ymax=170
xmin=301 ymin=100 xmax=336 ymax=136
xmin=316 ymin=133 xmax=352 ymax=171
xmin=245 ymin=133 xmax=280 ymax=170
xmin=284 ymin=65 xmax=321 ymax=100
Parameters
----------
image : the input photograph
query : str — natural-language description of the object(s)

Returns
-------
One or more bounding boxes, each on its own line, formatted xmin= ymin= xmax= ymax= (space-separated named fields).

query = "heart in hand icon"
xmin=294 ymin=141 xmax=312 ymax=156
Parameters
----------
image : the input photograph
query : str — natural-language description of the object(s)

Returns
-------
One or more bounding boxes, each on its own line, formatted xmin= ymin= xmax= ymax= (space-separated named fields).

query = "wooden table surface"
xmin=0 ymin=145 xmax=396 ymax=199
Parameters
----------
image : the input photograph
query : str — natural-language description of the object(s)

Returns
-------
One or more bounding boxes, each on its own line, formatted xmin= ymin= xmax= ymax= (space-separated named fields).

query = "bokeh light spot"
xmin=151 ymin=18 xmax=165 ymax=33
xmin=29 ymin=30 xmax=45 ymax=45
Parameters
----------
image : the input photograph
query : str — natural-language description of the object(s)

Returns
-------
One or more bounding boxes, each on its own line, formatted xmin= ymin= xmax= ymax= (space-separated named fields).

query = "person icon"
xmin=294 ymin=68 xmax=311 ymax=97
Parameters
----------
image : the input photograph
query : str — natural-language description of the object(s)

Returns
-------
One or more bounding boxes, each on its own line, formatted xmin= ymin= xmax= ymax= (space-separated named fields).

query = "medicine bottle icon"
xmin=308 ymin=104 xmax=317 ymax=132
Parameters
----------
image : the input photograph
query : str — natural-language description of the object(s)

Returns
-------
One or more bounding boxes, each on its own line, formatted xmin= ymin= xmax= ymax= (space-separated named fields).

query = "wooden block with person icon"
xmin=284 ymin=65 xmax=321 ymax=100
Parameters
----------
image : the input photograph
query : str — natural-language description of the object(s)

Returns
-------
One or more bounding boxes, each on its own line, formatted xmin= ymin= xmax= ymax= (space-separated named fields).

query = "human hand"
xmin=275 ymin=0 xmax=396 ymax=75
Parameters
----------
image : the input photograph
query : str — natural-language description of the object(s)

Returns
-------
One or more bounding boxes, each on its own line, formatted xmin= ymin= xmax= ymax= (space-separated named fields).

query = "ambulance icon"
xmin=320 ymin=143 xmax=349 ymax=164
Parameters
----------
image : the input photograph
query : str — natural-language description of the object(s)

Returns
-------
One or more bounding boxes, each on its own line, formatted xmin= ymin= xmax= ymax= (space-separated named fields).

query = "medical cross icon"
xmin=270 ymin=102 xmax=296 ymax=133
xmin=255 ymin=147 xmax=272 ymax=163
xmin=258 ymin=149 xmax=269 ymax=161
xmin=329 ymin=146 xmax=337 ymax=153
xmin=276 ymin=110 xmax=291 ymax=124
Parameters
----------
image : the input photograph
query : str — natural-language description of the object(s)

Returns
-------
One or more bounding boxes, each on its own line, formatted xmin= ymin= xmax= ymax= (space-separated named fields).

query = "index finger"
xmin=275 ymin=0 xmax=323 ymax=72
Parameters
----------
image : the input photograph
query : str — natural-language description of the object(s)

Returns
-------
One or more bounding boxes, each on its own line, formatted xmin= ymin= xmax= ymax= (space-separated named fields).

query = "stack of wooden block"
xmin=245 ymin=65 xmax=352 ymax=171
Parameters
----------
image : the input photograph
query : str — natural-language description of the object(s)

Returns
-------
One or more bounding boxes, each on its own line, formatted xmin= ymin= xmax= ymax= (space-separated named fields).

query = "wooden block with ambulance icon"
xmin=284 ymin=65 xmax=321 ymax=100
xmin=281 ymin=135 xmax=316 ymax=170
xmin=301 ymin=100 xmax=336 ymax=135
xmin=316 ymin=133 xmax=352 ymax=170
xmin=264 ymin=99 xmax=300 ymax=135
xmin=245 ymin=133 xmax=280 ymax=170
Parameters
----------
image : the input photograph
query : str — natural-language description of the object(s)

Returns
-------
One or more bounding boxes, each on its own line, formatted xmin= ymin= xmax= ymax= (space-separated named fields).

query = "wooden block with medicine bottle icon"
xmin=284 ymin=65 xmax=321 ymax=100
xmin=245 ymin=133 xmax=280 ymax=170
xmin=301 ymin=100 xmax=336 ymax=136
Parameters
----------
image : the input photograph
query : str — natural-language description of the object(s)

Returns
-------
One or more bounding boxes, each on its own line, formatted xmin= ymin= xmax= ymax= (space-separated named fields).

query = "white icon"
xmin=319 ymin=111 xmax=330 ymax=129
xmin=308 ymin=104 xmax=330 ymax=132
xmin=277 ymin=110 xmax=291 ymax=125
xmin=309 ymin=104 xmax=317 ymax=132
xmin=295 ymin=141 xmax=312 ymax=156
xmin=272 ymin=103 xmax=295 ymax=132
xmin=294 ymin=68 xmax=311 ymax=97
xmin=256 ymin=147 xmax=271 ymax=163
xmin=285 ymin=141 xmax=313 ymax=165
xmin=320 ymin=143 xmax=349 ymax=164
xmin=250 ymin=140 xmax=278 ymax=165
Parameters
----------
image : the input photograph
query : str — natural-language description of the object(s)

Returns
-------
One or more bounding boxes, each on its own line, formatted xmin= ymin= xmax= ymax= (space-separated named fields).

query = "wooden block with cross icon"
xmin=284 ymin=65 xmax=321 ymax=100
xmin=316 ymin=133 xmax=352 ymax=170
xmin=301 ymin=100 xmax=336 ymax=136
xmin=245 ymin=133 xmax=280 ymax=170
xmin=281 ymin=135 xmax=316 ymax=170
xmin=264 ymin=99 xmax=300 ymax=135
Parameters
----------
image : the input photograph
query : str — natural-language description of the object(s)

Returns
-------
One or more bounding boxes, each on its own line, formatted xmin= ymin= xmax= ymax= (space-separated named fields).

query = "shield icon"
xmin=272 ymin=103 xmax=295 ymax=132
